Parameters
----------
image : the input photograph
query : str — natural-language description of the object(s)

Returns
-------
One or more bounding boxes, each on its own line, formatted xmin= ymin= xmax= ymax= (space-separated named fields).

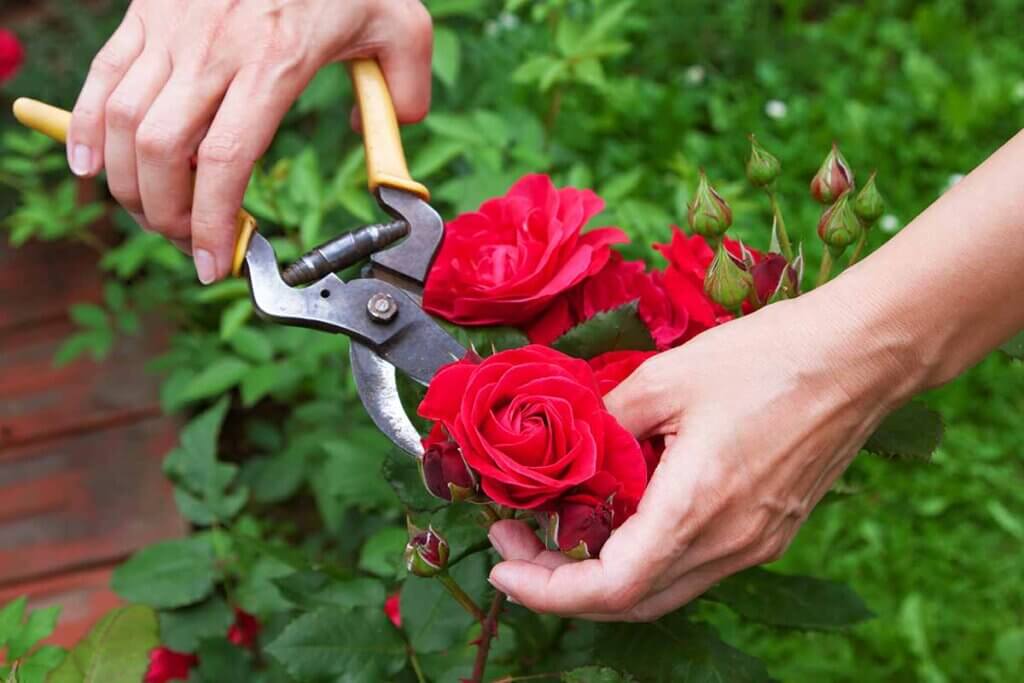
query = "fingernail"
xmin=488 ymin=576 xmax=508 ymax=594
xmin=68 ymin=144 xmax=92 ymax=176
xmin=194 ymin=249 xmax=217 ymax=285
xmin=487 ymin=530 xmax=508 ymax=558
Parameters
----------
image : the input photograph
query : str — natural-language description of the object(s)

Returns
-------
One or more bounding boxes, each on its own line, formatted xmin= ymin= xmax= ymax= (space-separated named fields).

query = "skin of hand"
xmin=67 ymin=0 xmax=433 ymax=283
xmin=487 ymin=129 xmax=1024 ymax=621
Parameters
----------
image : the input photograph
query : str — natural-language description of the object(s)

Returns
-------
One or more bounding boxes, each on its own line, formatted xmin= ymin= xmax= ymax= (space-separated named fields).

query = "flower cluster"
xmin=416 ymin=142 xmax=881 ymax=562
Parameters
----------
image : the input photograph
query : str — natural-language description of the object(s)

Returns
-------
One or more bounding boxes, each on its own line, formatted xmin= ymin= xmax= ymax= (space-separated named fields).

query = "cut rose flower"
xmin=526 ymin=253 xmax=688 ymax=349
xmin=423 ymin=174 xmax=627 ymax=326
xmin=419 ymin=345 xmax=647 ymax=524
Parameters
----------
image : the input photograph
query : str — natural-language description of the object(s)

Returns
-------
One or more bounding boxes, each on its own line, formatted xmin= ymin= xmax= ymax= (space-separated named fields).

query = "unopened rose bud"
xmin=746 ymin=134 xmax=781 ymax=188
xmin=404 ymin=526 xmax=450 ymax=578
xmin=704 ymin=244 xmax=753 ymax=312
xmin=810 ymin=143 xmax=855 ymax=204
xmin=688 ymin=171 xmax=733 ymax=240
xmin=551 ymin=501 xmax=613 ymax=560
xmin=751 ymin=253 xmax=799 ymax=305
xmin=421 ymin=432 xmax=477 ymax=502
xmin=853 ymin=171 xmax=885 ymax=227
xmin=817 ymin=193 xmax=862 ymax=254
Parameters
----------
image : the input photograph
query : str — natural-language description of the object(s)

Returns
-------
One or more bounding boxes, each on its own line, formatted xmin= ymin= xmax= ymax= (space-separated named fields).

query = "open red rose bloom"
xmin=419 ymin=173 xmax=794 ymax=559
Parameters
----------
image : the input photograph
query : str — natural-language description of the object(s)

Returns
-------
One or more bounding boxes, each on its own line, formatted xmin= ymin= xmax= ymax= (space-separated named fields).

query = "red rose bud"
xmin=704 ymin=243 xmax=752 ymax=312
xmin=404 ymin=526 xmax=450 ymax=577
xmin=688 ymin=171 xmax=733 ymax=240
xmin=751 ymin=253 xmax=799 ymax=305
xmin=144 ymin=648 xmax=197 ymax=683
xmin=552 ymin=501 xmax=613 ymax=560
xmin=421 ymin=428 xmax=477 ymax=502
xmin=384 ymin=592 xmax=402 ymax=628
xmin=817 ymin=193 xmax=862 ymax=253
xmin=0 ymin=30 xmax=25 ymax=85
xmin=853 ymin=171 xmax=885 ymax=226
xmin=810 ymin=143 xmax=855 ymax=204
xmin=227 ymin=608 xmax=261 ymax=649
xmin=746 ymin=134 xmax=782 ymax=187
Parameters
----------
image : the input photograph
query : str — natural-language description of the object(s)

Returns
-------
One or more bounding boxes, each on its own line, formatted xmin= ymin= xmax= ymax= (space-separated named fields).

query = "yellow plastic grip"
xmin=349 ymin=60 xmax=430 ymax=200
xmin=12 ymin=97 xmax=256 ymax=277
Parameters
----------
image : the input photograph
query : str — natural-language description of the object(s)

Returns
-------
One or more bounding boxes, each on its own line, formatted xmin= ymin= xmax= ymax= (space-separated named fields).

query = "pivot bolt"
xmin=367 ymin=293 xmax=399 ymax=323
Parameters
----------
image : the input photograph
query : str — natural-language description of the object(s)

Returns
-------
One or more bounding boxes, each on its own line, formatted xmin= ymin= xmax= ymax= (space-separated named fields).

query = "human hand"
xmin=68 ymin=0 xmax=432 ymax=282
xmin=486 ymin=286 xmax=925 ymax=621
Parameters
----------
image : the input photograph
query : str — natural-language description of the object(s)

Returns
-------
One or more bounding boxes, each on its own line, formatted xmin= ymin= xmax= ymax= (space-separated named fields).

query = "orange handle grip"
xmin=349 ymin=60 xmax=429 ymax=200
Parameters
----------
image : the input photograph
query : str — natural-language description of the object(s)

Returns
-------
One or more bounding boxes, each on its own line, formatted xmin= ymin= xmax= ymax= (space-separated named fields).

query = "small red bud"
xmin=551 ymin=501 xmax=613 ymax=560
xmin=810 ymin=143 xmax=855 ymax=204
xmin=751 ymin=253 xmax=799 ymax=305
xmin=853 ymin=171 xmax=885 ymax=226
xmin=404 ymin=526 xmax=450 ymax=577
xmin=704 ymin=243 xmax=753 ymax=312
xmin=421 ymin=426 xmax=477 ymax=502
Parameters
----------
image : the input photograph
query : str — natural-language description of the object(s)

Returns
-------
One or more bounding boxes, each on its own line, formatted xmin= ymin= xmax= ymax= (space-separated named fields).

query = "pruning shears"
xmin=12 ymin=59 xmax=466 ymax=459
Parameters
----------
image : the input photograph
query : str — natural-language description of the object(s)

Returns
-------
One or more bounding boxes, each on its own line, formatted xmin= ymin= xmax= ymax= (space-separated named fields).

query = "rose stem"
xmin=847 ymin=228 xmax=869 ymax=266
xmin=406 ymin=643 xmax=427 ymax=683
xmin=470 ymin=590 xmax=507 ymax=683
xmin=437 ymin=570 xmax=487 ymax=622
xmin=815 ymin=249 xmax=835 ymax=288
xmin=491 ymin=675 xmax=562 ymax=683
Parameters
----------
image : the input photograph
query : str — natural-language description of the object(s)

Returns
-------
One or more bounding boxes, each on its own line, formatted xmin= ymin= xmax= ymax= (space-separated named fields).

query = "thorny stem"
xmin=766 ymin=189 xmax=795 ymax=261
xmin=437 ymin=570 xmax=487 ymax=623
xmin=470 ymin=590 xmax=507 ymax=683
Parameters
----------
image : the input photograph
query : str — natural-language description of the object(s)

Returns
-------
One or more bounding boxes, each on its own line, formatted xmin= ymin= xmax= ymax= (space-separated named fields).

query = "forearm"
xmin=822 ymin=129 xmax=1024 ymax=398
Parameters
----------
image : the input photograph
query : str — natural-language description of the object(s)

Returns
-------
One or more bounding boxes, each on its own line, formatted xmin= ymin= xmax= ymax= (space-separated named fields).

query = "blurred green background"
xmin=2 ymin=1 xmax=1022 ymax=681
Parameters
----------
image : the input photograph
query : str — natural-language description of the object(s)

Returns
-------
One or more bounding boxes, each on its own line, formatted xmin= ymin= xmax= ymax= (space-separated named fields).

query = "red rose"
xmin=144 ymin=648 xmax=197 ymax=683
xmin=552 ymin=500 xmax=613 ymax=559
xmin=656 ymin=228 xmax=763 ymax=339
xmin=526 ymin=254 xmax=689 ymax=349
xmin=226 ymin=608 xmax=261 ymax=649
xmin=751 ymin=253 xmax=799 ymax=304
xmin=421 ymin=422 xmax=477 ymax=501
xmin=0 ymin=30 xmax=25 ymax=84
xmin=384 ymin=593 xmax=402 ymax=628
xmin=589 ymin=351 xmax=664 ymax=477
xmin=424 ymin=174 xmax=627 ymax=326
xmin=418 ymin=346 xmax=647 ymax=523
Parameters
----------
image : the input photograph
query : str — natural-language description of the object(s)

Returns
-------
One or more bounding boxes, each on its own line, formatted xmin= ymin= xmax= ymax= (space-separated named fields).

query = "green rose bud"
xmin=404 ymin=525 xmax=450 ymax=578
xmin=853 ymin=171 xmax=885 ymax=226
xmin=688 ymin=171 xmax=733 ymax=240
xmin=746 ymin=134 xmax=781 ymax=187
xmin=817 ymin=193 xmax=862 ymax=254
xmin=810 ymin=143 xmax=855 ymax=204
xmin=704 ymin=243 xmax=752 ymax=312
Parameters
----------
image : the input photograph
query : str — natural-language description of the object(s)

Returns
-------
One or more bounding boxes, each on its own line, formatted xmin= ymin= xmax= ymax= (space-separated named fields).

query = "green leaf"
xmin=227 ymin=327 xmax=275 ymax=364
xmin=563 ymin=666 xmax=637 ymax=682
xmin=0 ymin=597 xmax=27 ymax=647
xmin=400 ymin=554 xmax=490 ymax=653
xmin=357 ymin=527 xmax=409 ymax=579
xmin=1000 ymin=329 xmax=1024 ymax=359
xmin=433 ymin=26 xmax=461 ymax=88
xmin=4 ymin=605 xmax=59 ymax=660
xmin=552 ymin=302 xmax=656 ymax=359
xmin=864 ymin=401 xmax=944 ymax=460
xmin=706 ymin=567 xmax=874 ymax=631
xmin=440 ymin=322 xmax=529 ymax=357
xmin=580 ymin=612 xmax=771 ymax=682
xmin=48 ymin=606 xmax=159 ymax=683
xmin=69 ymin=304 xmax=108 ymax=330
xmin=112 ymin=538 xmax=217 ymax=609
xmin=219 ymin=299 xmax=253 ymax=340
xmin=182 ymin=358 xmax=250 ymax=402
xmin=265 ymin=607 xmax=405 ymax=682
xmin=175 ymin=397 xmax=230 ymax=474
xmin=314 ymin=432 xmax=400 ymax=515
xmin=158 ymin=597 xmax=234 ymax=653
xmin=273 ymin=571 xmax=386 ymax=611
xmin=15 ymin=645 xmax=65 ymax=683
xmin=195 ymin=637 xmax=253 ymax=682
xmin=381 ymin=449 xmax=445 ymax=514
xmin=239 ymin=451 xmax=306 ymax=504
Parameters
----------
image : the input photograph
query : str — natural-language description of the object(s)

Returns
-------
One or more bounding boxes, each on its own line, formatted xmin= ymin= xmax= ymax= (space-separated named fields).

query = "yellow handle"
xmin=12 ymin=98 xmax=256 ymax=276
xmin=349 ymin=60 xmax=429 ymax=200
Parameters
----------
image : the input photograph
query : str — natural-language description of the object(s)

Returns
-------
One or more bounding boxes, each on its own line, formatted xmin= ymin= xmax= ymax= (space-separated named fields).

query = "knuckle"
xmin=90 ymin=47 xmax=128 ymax=78
xmin=403 ymin=1 xmax=434 ymax=44
xmin=136 ymin=122 xmax=185 ymax=163
xmin=754 ymin=535 xmax=789 ymax=565
xmin=105 ymin=94 xmax=142 ymax=130
xmin=109 ymin=187 xmax=142 ymax=214
xmin=604 ymin=580 xmax=646 ymax=613
xmin=198 ymin=130 xmax=248 ymax=166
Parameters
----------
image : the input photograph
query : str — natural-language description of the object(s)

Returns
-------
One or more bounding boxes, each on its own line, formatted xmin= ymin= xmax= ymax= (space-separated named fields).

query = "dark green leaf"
xmin=433 ymin=26 xmax=461 ymax=88
xmin=48 ymin=606 xmax=159 ymax=683
xmin=706 ymin=567 xmax=873 ymax=631
xmin=274 ymin=571 xmax=386 ymax=611
xmin=358 ymin=527 xmax=409 ymax=579
xmin=440 ymin=322 xmax=530 ymax=358
xmin=399 ymin=554 xmax=490 ymax=653
xmin=195 ymin=637 xmax=253 ymax=682
xmin=182 ymin=358 xmax=250 ymax=402
xmin=552 ymin=302 xmax=656 ymax=359
xmin=239 ymin=451 xmax=307 ymax=504
xmin=158 ymin=597 xmax=234 ymax=653
xmin=864 ymin=401 xmax=944 ymax=460
xmin=112 ymin=538 xmax=217 ymax=609
xmin=381 ymin=449 xmax=445 ymax=514
xmin=563 ymin=666 xmax=637 ymax=682
xmin=265 ymin=607 xmax=405 ymax=682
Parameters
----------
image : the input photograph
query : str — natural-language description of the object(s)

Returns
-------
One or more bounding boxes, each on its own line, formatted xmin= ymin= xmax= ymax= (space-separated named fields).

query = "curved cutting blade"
xmin=350 ymin=340 xmax=425 ymax=459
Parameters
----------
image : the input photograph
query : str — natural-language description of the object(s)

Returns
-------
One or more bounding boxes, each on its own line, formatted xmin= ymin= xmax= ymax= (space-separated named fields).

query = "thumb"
xmin=602 ymin=354 xmax=681 ymax=440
